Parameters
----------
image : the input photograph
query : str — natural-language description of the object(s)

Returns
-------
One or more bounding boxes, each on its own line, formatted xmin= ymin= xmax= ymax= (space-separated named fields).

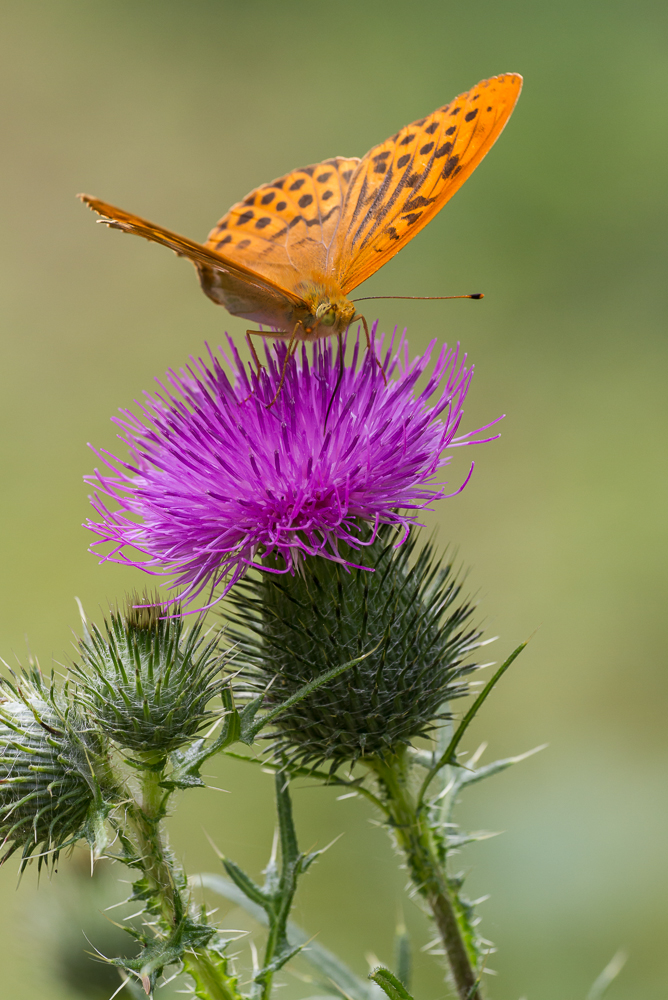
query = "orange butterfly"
xmin=79 ymin=73 xmax=521 ymax=350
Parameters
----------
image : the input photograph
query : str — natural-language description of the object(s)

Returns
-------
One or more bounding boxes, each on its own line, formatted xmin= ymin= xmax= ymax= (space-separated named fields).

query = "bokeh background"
xmin=1 ymin=1 xmax=666 ymax=998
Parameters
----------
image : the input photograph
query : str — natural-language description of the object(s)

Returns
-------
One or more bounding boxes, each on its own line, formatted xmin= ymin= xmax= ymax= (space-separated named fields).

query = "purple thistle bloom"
xmin=85 ymin=326 xmax=499 ymax=607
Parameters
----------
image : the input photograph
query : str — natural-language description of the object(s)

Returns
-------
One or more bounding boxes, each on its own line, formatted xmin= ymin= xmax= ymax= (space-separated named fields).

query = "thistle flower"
xmin=86 ymin=327 xmax=497 ymax=607
xmin=71 ymin=593 xmax=228 ymax=756
xmin=0 ymin=663 xmax=105 ymax=869
xmin=226 ymin=527 xmax=486 ymax=768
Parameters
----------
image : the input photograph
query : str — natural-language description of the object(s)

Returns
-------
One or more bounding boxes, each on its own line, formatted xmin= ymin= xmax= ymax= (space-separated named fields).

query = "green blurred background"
xmin=1 ymin=0 xmax=666 ymax=997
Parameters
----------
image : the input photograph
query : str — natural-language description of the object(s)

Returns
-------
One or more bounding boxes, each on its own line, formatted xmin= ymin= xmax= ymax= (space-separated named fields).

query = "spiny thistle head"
xmin=226 ymin=527 xmax=486 ymax=768
xmin=72 ymin=592 xmax=229 ymax=756
xmin=0 ymin=662 xmax=103 ymax=869
xmin=85 ymin=329 xmax=497 ymax=608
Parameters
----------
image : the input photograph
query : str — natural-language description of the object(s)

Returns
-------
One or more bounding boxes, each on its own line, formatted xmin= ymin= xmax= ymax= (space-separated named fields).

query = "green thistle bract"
xmin=0 ymin=664 xmax=102 ymax=869
xmin=227 ymin=527 xmax=484 ymax=768
xmin=72 ymin=594 xmax=229 ymax=756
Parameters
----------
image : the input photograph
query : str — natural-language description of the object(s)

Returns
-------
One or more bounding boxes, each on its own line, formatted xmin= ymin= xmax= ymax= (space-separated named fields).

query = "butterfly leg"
xmin=237 ymin=331 xmax=268 ymax=404
xmin=359 ymin=314 xmax=387 ymax=386
xmin=245 ymin=331 xmax=266 ymax=378
xmin=267 ymin=322 xmax=302 ymax=408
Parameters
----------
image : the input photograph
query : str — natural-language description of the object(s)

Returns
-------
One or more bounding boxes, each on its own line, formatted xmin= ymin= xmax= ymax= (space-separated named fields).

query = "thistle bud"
xmin=72 ymin=593 xmax=229 ymax=757
xmin=227 ymin=528 xmax=485 ymax=768
xmin=0 ymin=664 xmax=103 ymax=869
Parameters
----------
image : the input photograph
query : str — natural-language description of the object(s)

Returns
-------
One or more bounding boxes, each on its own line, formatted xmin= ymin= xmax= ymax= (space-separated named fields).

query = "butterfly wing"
xmin=77 ymin=194 xmax=308 ymax=325
xmin=328 ymin=74 xmax=523 ymax=295
xmin=205 ymin=156 xmax=360 ymax=292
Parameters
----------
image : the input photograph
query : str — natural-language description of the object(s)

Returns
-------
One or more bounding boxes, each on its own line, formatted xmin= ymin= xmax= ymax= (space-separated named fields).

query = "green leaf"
xmin=254 ymin=942 xmax=305 ymax=981
xmin=113 ymin=913 xmax=216 ymax=996
xmin=457 ymin=744 xmax=547 ymax=788
xmin=194 ymin=873 xmax=375 ymax=1000
xmin=418 ymin=641 xmax=529 ymax=804
xmin=368 ymin=967 xmax=415 ymax=1000
xmin=182 ymin=944 xmax=243 ymax=1000
xmin=393 ymin=917 xmax=411 ymax=992
xmin=221 ymin=857 xmax=269 ymax=908
xmin=161 ymin=697 xmax=241 ymax=790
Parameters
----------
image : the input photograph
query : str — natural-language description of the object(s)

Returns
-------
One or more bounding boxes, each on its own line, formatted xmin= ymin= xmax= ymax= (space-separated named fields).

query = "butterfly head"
xmin=297 ymin=278 xmax=357 ymax=340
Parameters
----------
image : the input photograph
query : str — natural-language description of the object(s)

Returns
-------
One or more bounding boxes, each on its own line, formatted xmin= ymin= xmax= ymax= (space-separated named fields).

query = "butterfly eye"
xmin=316 ymin=304 xmax=337 ymax=326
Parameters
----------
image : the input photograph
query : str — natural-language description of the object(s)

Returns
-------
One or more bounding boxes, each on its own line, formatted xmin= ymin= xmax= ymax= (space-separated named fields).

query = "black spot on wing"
xmin=442 ymin=155 xmax=460 ymax=179
xmin=424 ymin=121 xmax=438 ymax=135
xmin=435 ymin=141 xmax=453 ymax=158
xmin=261 ymin=191 xmax=275 ymax=205
xmin=446 ymin=125 xmax=456 ymax=135
xmin=419 ymin=142 xmax=434 ymax=155
xmin=237 ymin=239 xmax=251 ymax=249
xmin=322 ymin=189 xmax=333 ymax=200
xmin=465 ymin=108 xmax=478 ymax=122
xmin=399 ymin=133 xmax=415 ymax=146
xmin=397 ymin=153 xmax=411 ymax=168
xmin=255 ymin=217 xmax=271 ymax=229
xmin=450 ymin=107 xmax=461 ymax=116
xmin=301 ymin=165 xmax=315 ymax=176
xmin=316 ymin=171 xmax=332 ymax=182
xmin=236 ymin=210 xmax=254 ymax=225
xmin=216 ymin=235 xmax=232 ymax=247
xmin=289 ymin=178 xmax=305 ymax=191
xmin=276 ymin=201 xmax=287 ymax=211
xmin=341 ymin=170 xmax=353 ymax=182
xmin=403 ymin=195 xmax=435 ymax=211
xmin=298 ymin=194 xmax=313 ymax=208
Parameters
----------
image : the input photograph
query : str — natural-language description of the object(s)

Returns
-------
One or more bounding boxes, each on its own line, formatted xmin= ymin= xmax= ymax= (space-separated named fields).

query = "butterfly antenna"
xmin=350 ymin=293 xmax=483 ymax=302
xmin=324 ymin=332 xmax=345 ymax=430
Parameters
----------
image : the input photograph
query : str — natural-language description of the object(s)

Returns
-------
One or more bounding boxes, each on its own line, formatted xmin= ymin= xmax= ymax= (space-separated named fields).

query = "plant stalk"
xmin=129 ymin=763 xmax=177 ymax=923
xmin=368 ymin=748 xmax=483 ymax=1000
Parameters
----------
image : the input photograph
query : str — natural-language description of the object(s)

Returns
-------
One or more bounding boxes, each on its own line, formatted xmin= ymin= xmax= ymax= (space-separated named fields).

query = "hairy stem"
xmin=129 ymin=764 xmax=177 ymax=923
xmin=368 ymin=748 xmax=482 ymax=1000
xmin=125 ymin=764 xmax=242 ymax=1000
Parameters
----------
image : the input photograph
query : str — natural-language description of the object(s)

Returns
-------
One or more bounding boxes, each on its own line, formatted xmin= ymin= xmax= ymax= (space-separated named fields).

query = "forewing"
xmin=78 ymin=194 xmax=305 ymax=308
xmin=205 ymin=157 xmax=360 ymax=290
xmin=330 ymin=74 xmax=523 ymax=294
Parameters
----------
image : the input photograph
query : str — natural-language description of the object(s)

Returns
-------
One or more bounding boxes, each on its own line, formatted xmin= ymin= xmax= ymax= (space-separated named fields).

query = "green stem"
xmin=127 ymin=764 xmax=243 ymax=1000
xmin=367 ymin=749 xmax=483 ymax=1000
xmin=129 ymin=765 xmax=177 ymax=923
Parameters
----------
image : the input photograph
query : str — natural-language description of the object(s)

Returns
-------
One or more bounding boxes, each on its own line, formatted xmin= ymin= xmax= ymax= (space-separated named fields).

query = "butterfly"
xmin=79 ymin=73 xmax=522 ymax=353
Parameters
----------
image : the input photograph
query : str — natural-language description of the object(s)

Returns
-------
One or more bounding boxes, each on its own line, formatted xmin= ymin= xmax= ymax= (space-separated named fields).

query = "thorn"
xmin=202 ymin=828 xmax=225 ymax=861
